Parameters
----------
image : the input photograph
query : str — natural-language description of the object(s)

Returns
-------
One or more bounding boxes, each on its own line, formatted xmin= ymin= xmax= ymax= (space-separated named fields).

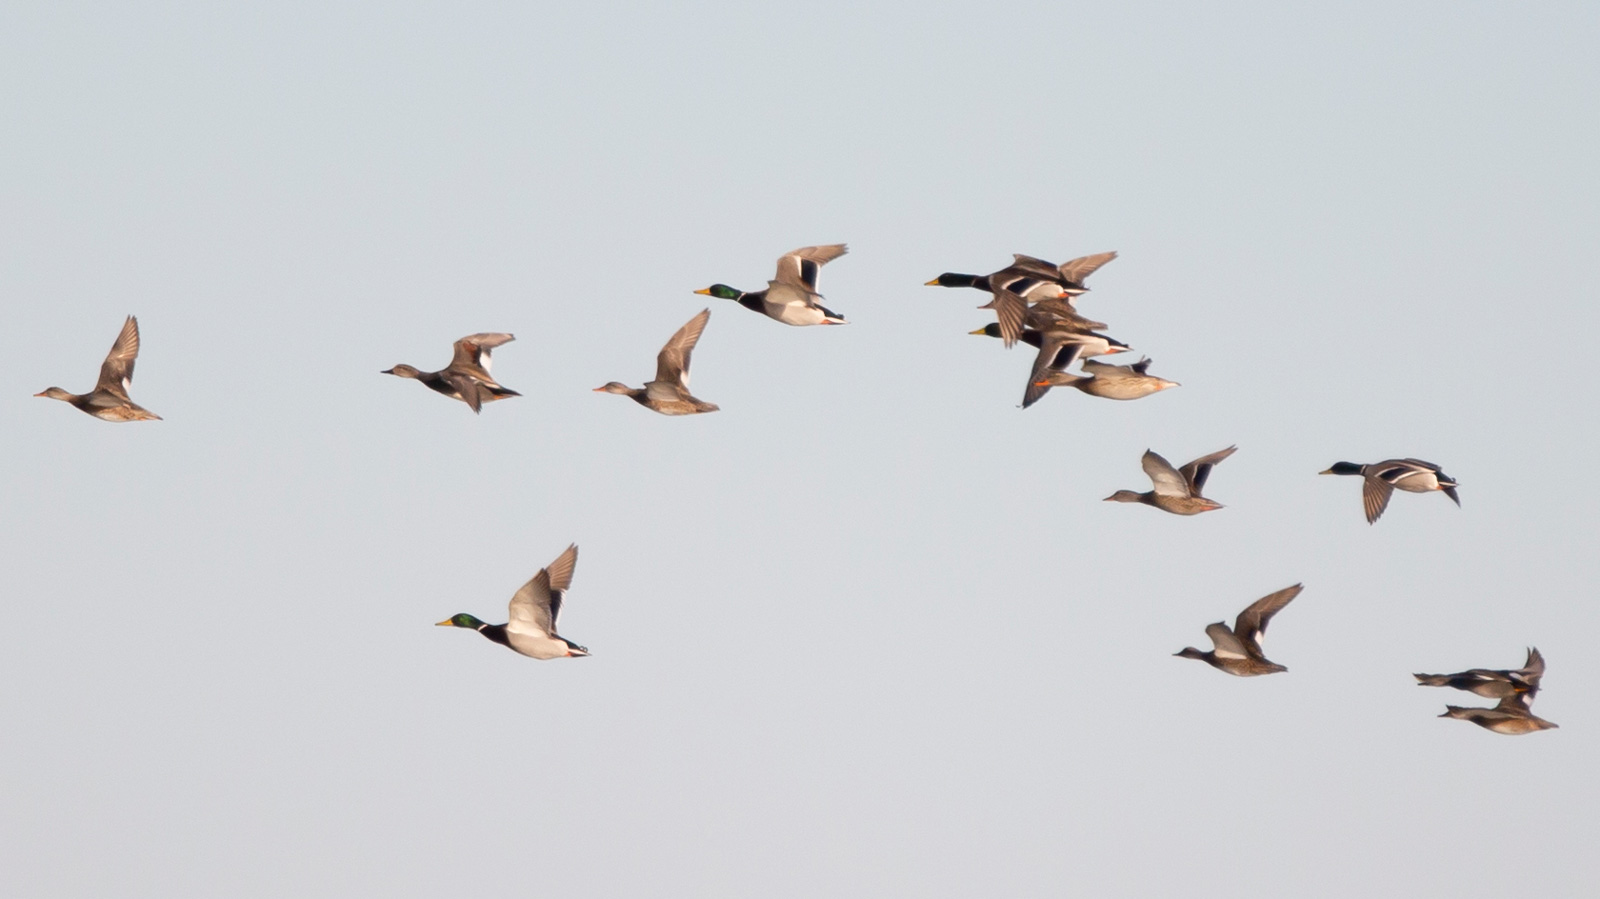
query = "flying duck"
xmin=1106 ymin=446 xmax=1236 ymax=515
xmin=1439 ymin=693 xmax=1559 ymax=735
xmin=436 ymin=543 xmax=589 ymax=659
xmin=382 ymin=332 xmax=520 ymax=413
xmin=1320 ymin=459 xmax=1460 ymax=524
xmin=1175 ymin=584 xmax=1304 ymax=676
xmin=696 ymin=244 xmax=849 ymax=326
xmin=1032 ymin=356 xmax=1178 ymax=402
xmin=929 ymin=251 xmax=1117 ymax=347
xmin=35 ymin=315 xmax=162 ymax=421
xmin=1416 ymin=647 xmax=1545 ymax=700
xmin=595 ymin=308 xmax=720 ymax=415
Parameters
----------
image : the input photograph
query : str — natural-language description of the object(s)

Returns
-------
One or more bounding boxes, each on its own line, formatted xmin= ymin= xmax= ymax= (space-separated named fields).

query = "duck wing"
xmin=95 ymin=315 xmax=141 ymax=398
xmin=1180 ymin=446 xmax=1237 ymax=497
xmin=1362 ymin=476 xmax=1395 ymax=524
xmin=773 ymin=244 xmax=848 ymax=291
xmin=450 ymin=333 xmax=515 ymax=377
xmin=980 ymin=286 xmax=1028 ymax=349
xmin=1233 ymin=584 xmax=1302 ymax=661
xmin=1056 ymin=251 xmax=1117 ymax=287
xmin=1021 ymin=334 xmax=1085 ymax=409
xmin=1141 ymin=450 xmax=1190 ymax=497
xmin=1204 ymin=622 xmax=1249 ymax=660
xmin=655 ymin=308 xmax=710 ymax=389
xmin=508 ymin=543 xmax=579 ymax=637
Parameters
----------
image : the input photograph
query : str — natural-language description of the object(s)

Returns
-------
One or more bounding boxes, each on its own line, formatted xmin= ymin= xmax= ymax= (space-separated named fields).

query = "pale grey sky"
xmin=3 ymin=2 xmax=1598 ymax=896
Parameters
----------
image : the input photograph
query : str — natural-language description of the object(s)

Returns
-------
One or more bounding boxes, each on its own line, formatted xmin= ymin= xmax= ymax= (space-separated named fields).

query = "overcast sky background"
xmin=3 ymin=2 xmax=1598 ymax=896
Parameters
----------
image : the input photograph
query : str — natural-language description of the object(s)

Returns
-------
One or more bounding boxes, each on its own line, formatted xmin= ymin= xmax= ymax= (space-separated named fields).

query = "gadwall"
xmin=382 ymin=332 xmax=520 ymax=413
xmin=35 ymin=315 xmax=161 ymax=422
xmin=595 ymin=308 xmax=720 ymax=415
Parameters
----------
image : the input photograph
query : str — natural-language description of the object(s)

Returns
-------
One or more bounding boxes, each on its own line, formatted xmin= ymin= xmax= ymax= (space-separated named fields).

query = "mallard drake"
xmin=1439 ymin=693 xmax=1558 ymax=735
xmin=436 ymin=543 xmax=588 ymax=659
xmin=595 ymin=308 xmax=720 ymax=415
xmin=1032 ymin=356 xmax=1178 ymax=402
xmin=1175 ymin=584 xmax=1303 ymax=676
xmin=928 ymin=252 xmax=1117 ymax=346
xmin=695 ymin=244 xmax=848 ymax=326
xmin=969 ymin=323 xmax=1131 ymax=407
xmin=1106 ymin=446 xmax=1235 ymax=515
xmin=35 ymin=315 xmax=162 ymax=422
xmin=382 ymin=332 xmax=521 ymax=413
xmin=1416 ymin=648 xmax=1544 ymax=700
xmin=1320 ymin=459 xmax=1460 ymax=524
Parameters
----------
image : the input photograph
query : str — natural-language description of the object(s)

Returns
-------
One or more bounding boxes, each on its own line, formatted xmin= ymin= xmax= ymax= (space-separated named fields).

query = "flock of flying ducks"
xmin=32 ymin=245 xmax=1552 ymax=735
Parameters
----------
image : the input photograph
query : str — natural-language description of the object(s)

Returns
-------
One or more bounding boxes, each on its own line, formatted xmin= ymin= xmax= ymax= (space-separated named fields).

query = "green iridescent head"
xmin=694 ymin=284 xmax=742 ymax=301
xmin=435 ymin=613 xmax=486 ymax=629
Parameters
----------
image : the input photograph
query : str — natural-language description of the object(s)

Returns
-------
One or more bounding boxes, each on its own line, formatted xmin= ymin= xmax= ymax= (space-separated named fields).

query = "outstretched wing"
xmin=980 ymin=287 xmax=1028 ymax=348
xmin=1362 ymin=477 xmax=1394 ymax=524
xmin=1056 ymin=251 xmax=1118 ymax=286
xmin=1180 ymin=446 xmax=1238 ymax=497
xmin=1141 ymin=450 xmax=1189 ymax=497
xmin=1021 ymin=336 xmax=1084 ymax=409
xmin=95 ymin=315 xmax=141 ymax=397
xmin=508 ymin=543 xmax=579 ymax=636
xmin=773 ymin=244 xmax=848 ymax=290
xmin=451 ymin=333 xmax=515 ymax=375
xmin=655 ymin=308 xmax=711 ymax=389
xmin=1233 ymin=584 xmax=1303 ymax=659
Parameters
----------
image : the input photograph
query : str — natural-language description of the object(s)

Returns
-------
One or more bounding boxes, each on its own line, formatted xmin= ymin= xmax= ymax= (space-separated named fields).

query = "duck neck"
xmin=478 ymin=623 xmax=511 ymax=647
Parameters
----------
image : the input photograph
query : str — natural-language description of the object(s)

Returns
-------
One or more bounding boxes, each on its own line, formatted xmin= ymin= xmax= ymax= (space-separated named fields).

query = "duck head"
xmin=382 ymin=364 xmax=423 ymax=379
xmin=969 ymin=324 xmax=1003 ymax=338
xmin=1320 ymin=462 xmax=1364 ymax=476
xmin=1174 ymin=647 xmax=1209 ymax=661
xmin=592 ymin=382 xmax=635 ymax=395
xmin=927 ymin=273 xmax=980 ymax=288
xmin=34 ymin=387 xmax=73 ymax=402
xmin=694 ymin=284 xmax=743 ymax=301
xmin=1103 ymin=490 xmax=1148 ymax=504
xmin=436 ymin=613 xmax=487 ymax=629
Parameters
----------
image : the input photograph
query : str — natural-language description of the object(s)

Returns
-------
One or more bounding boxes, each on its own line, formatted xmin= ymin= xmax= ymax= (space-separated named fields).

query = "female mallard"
xmin=1319 ymin=459 xmax=1460 ymax=524
xmin=436 ymin=544 xmax=588 ymax=659
xmin=1416 ymin=647 xmax=1544 ymax=701
xmin=35 ymin=315 xmax=162 ymax=422
xmin=382 ymin=332 xmax=520 ymax=413
xmin=1439 ymin=693 xmax=1558 ymax=735
xmin=595 ymin=308 xmax=720 ymax=415
xmin=1031 ymin=356 xmax=1178 ymax=403
xmin=928 ymin=252 xmax=1116 ymax=346
xmin=1106 ymin=446 xmax=1235 ymax=515
xmin=695 ymin=244 xmax=848 ymax=326
xmin=1175 ymin=584 xmax=1303 ymax=676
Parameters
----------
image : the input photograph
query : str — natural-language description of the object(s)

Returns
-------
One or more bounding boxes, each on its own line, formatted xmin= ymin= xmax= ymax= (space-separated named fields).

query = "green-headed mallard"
xmin=35 ymin=315 xmax=162 ymax=422
xmin=1033 ymin=356 xmax=1178 ymax=402
xmin=929 ymin=252 xmax=1117 ymax=346
xmin=1320 ymin=459 xmax=1460 ymax=524
xmin=1106 ymin=446 xmax=1235 ymax=515
xmin=1416 ymin=647 xmax=1544 ymax=701
xmin=695 ymin=244 xmax=848 ymax=326
xmin=382 ymin=332 xmax=520 ymax=414
xmin=595 ymin=308 xmax=720 ymax=415
xmin=1175 ymin=584 xmax=1303 ymax=676
xmin=436 ymin=543 xmax=588 ymax=659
